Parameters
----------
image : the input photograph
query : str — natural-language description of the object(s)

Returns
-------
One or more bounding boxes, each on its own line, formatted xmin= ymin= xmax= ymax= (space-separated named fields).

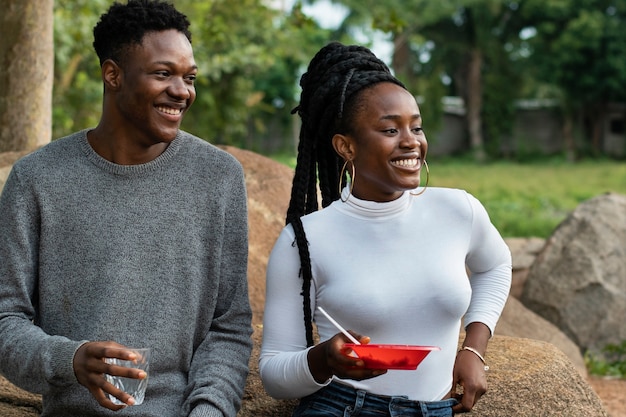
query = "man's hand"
xmin=73 ymin=341 xmax=147 ymax=410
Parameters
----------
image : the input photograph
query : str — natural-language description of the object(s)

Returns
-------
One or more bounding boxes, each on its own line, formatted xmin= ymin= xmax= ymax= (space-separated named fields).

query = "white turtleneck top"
xmin=259 ymin=187 xmax=511 ymax=401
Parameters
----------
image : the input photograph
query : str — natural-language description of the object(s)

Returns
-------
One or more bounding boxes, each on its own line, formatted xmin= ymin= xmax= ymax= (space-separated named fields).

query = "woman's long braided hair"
xmin=287 ymin=42 xmax=407 ymax=346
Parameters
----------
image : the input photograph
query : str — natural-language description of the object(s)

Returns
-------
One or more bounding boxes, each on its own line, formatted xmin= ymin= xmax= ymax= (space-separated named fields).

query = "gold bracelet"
xmin=460 ymin=346 xmax=490 ymax=371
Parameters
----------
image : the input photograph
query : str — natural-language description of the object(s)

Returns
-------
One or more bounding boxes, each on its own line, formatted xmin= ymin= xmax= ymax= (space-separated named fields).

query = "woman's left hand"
xmin=450 ymin=348 xmax=488 ymax=413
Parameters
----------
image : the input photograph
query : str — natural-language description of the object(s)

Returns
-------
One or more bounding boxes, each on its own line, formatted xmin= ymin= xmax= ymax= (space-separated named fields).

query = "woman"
xmin=259 ymin=42 xmax=511 ymax=416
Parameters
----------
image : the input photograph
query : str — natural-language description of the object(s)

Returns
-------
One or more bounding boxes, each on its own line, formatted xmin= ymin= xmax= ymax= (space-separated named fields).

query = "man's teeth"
xmin=157 ymin=106 xmax=182 ymax=115
xmin=392 ymin=159 xmax=420 ymax=167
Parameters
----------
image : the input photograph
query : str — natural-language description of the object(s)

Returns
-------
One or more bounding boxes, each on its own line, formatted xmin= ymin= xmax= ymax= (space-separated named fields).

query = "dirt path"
xmin=588 ymin=376 xmax=626 ymax=417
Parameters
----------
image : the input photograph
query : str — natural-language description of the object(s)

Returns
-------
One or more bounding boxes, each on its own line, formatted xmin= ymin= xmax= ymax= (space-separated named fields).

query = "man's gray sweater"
xmin=0 ymin=130 xmax=253 ymax=416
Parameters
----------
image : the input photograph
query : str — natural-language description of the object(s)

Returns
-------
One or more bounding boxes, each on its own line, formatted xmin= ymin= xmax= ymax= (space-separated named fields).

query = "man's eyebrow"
xmin=153 ymin=60 xmax=198 ymax=70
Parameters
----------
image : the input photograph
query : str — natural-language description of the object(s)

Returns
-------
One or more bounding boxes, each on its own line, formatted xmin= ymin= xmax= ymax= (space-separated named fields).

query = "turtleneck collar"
xmin=332 ymin=186 xmax=413 ymax=220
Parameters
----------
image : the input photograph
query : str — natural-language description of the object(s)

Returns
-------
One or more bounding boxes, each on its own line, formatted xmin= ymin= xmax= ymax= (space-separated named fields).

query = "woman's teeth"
xmin=392 ymin=159 xmax=419 ymax=168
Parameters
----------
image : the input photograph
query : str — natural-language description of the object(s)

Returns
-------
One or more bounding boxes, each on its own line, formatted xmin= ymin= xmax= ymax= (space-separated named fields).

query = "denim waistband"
xmin=294 ymin=381 xmax=458 ymax=417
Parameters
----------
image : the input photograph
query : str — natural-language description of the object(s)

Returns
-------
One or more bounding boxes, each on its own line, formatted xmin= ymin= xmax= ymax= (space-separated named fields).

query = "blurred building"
xmin=427 ymin=98 xmax=626 ymax=158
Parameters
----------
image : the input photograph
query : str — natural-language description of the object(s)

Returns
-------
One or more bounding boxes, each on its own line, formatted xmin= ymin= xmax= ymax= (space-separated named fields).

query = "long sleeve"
xmin=0 ymin=165 xmax=86 ymax=393
xmin=259 ymin=226 xmax=325 ymax=399
xmin=463 ymin=193 xmax=512 ymax=335
xmin=184 ymin=159 xmax=253 ymax=417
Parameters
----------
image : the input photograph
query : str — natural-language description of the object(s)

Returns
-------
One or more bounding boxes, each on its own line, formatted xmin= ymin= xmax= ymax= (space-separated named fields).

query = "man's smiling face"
xmin=114 ymin=29 xmax=197 ymax=145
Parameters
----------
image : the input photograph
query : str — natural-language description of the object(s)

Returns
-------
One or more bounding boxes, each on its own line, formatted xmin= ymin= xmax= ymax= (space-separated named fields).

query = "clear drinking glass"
xmin=104 ymin=347 xmax=151 ymax=406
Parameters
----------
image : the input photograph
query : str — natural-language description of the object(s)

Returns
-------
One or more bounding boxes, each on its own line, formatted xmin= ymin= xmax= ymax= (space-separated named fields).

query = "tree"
xmin=52 ymin=0 xmax=109 ymax=140
xmin=175 ymin=0 xmax=331 ymax=151
xmin=418 ymin=1 xmax=525 ymax=159
xmin=315 ymin=0 xmax=525 ymax=160
xmin=0 ymin=0 xmax=54 ymax=153
xmin=522 ymin=0 xmax=626 ymax=158
xmin=307 ymin=0 xmax=456 ymax=142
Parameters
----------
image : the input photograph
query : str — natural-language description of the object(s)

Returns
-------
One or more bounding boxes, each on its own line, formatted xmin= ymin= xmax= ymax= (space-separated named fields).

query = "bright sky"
xmin=270 ymin=0 xmax=393 ymax=64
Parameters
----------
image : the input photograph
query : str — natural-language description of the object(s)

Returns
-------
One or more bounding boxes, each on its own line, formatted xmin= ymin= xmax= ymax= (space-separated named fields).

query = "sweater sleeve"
xmin=0 ymin=165 xmax=87 ymax=393
xmin=183 ymin=160 xmax=253 ymax=417
xmin=463 ymin=193 xmax=512 ymax=335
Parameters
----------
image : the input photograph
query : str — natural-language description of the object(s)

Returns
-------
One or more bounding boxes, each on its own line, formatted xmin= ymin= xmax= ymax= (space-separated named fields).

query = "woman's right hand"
xmin=307 ymin=332 xmax=387 ymax=383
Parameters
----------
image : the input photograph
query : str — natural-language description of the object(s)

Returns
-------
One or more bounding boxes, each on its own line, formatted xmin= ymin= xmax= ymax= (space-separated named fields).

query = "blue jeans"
xmin=292 ymin=381 xmax=458 ymax=417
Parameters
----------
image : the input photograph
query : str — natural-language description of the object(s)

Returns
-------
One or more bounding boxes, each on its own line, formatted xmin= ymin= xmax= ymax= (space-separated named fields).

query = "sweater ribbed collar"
xmin=78 ymin=129 xmax=184 ymax=177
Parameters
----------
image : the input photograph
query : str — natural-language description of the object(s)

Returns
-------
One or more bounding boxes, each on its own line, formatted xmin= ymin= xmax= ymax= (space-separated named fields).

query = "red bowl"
xmin=344 ymin=344 xmax=440 ymax=370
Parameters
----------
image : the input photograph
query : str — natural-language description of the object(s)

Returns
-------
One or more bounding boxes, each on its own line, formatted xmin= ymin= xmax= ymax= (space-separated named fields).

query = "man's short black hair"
xmin=93 ymin=0 xmax=192 ymax=66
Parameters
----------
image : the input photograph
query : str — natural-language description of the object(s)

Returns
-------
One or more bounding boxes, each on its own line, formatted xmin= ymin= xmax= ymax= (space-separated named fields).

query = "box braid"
xmin=287 ymin=42 xmax=407 ymax=346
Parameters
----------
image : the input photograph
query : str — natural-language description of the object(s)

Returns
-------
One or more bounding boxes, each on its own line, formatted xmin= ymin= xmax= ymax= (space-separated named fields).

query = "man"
xmin=0 ymin=1 xmax=252 ymax=415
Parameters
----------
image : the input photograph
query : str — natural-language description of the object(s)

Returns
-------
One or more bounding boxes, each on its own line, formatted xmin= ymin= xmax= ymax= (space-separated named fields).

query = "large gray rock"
xmin=464 ymin=336 xmax=607 ymax=417
xmin=521 ymin=193 xmax=626 ymax=353
xmin=500 ymin=238 xmax=586 ymax=375
xmin=505 ymin=237 xmax=545 ymax=299
xmin=240 ymin=333 xmax=607 ymax=417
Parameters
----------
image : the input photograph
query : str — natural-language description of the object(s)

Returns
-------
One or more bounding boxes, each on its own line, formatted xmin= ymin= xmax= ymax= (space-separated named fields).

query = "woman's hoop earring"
xmin=339 ymin=159 xmax=355 ymax=202
xmin=410 ymin=160 xmax=429 ymax=196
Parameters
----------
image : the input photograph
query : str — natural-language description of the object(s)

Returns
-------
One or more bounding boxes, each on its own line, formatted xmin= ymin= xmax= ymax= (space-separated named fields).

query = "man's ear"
xmin=101 ymin=59 xmax=122 ymax=91
xmin=332 ymin=133 xmax=356 ymax=161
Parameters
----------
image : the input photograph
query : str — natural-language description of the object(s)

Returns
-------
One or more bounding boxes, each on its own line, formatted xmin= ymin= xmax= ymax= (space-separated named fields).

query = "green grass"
xmin=269 ymin=154 xmax=626 ymax=238
xmin=430 ymin=158 xmax=626 ymax=238
xmin=585 ymin=341 xmax=626 ymax=379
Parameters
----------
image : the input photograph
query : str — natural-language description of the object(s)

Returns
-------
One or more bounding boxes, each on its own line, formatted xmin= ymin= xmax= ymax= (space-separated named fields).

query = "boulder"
xmin=463 ymin=336 xmax=607 ymax=417
xmin=217 ymin=146 xmax=292 ymax=323
xmin=0 ymin=376 xmax=40 ymax=417
xmin=0 ymin=151 xmax=31 ymax=193
xmin=504 ymin=237 xmax=545 ymax=299
xmin=497 ymin=296 xmax=586 ymax=376
xmin=239 ymin=332 xmax=607 ymax=417
xmin=521 ymin=193 xmax=626 ymax=353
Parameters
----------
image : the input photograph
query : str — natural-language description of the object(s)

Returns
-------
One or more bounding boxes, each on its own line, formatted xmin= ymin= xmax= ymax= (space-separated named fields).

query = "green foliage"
xmin=529 ymin=5 xmax=624 ymax=102
xmin=53 ymin=0 xmax=109 ymax=139
xmin=521 ymin=0 xmax=626 ymax=152
xmin=48 ymin=0 xmax=626 ymax=159
xmin=52 ymin=0 xmax=330 ymax=151
xmin=585 ymin=341 xmax=626 ymax=378
xmin=174 ymin=0 xmax=283 ymax=145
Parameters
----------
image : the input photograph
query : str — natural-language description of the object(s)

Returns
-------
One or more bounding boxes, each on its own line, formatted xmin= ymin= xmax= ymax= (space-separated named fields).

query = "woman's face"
xmin=342 ymin=82 xmax=428 ymax=202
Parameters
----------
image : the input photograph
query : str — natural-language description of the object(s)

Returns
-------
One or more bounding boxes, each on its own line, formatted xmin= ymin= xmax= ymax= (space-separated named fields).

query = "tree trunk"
xmin=466 ymin=48 xmax=486 ymax=162
xmin=0 ymin=0 xmax=54 ymax=153
xmin=588 ymin=102 xmax=605 ymax=155
xmin=391 ymin=31 xmax=411 ymax=86
xmin=562 ymin=112 xmax=577 ymax=162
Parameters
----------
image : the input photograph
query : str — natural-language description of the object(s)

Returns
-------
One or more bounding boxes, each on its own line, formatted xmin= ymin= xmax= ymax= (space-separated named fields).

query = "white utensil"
xmin=317 ymin=306 xmax=361 ymax=345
